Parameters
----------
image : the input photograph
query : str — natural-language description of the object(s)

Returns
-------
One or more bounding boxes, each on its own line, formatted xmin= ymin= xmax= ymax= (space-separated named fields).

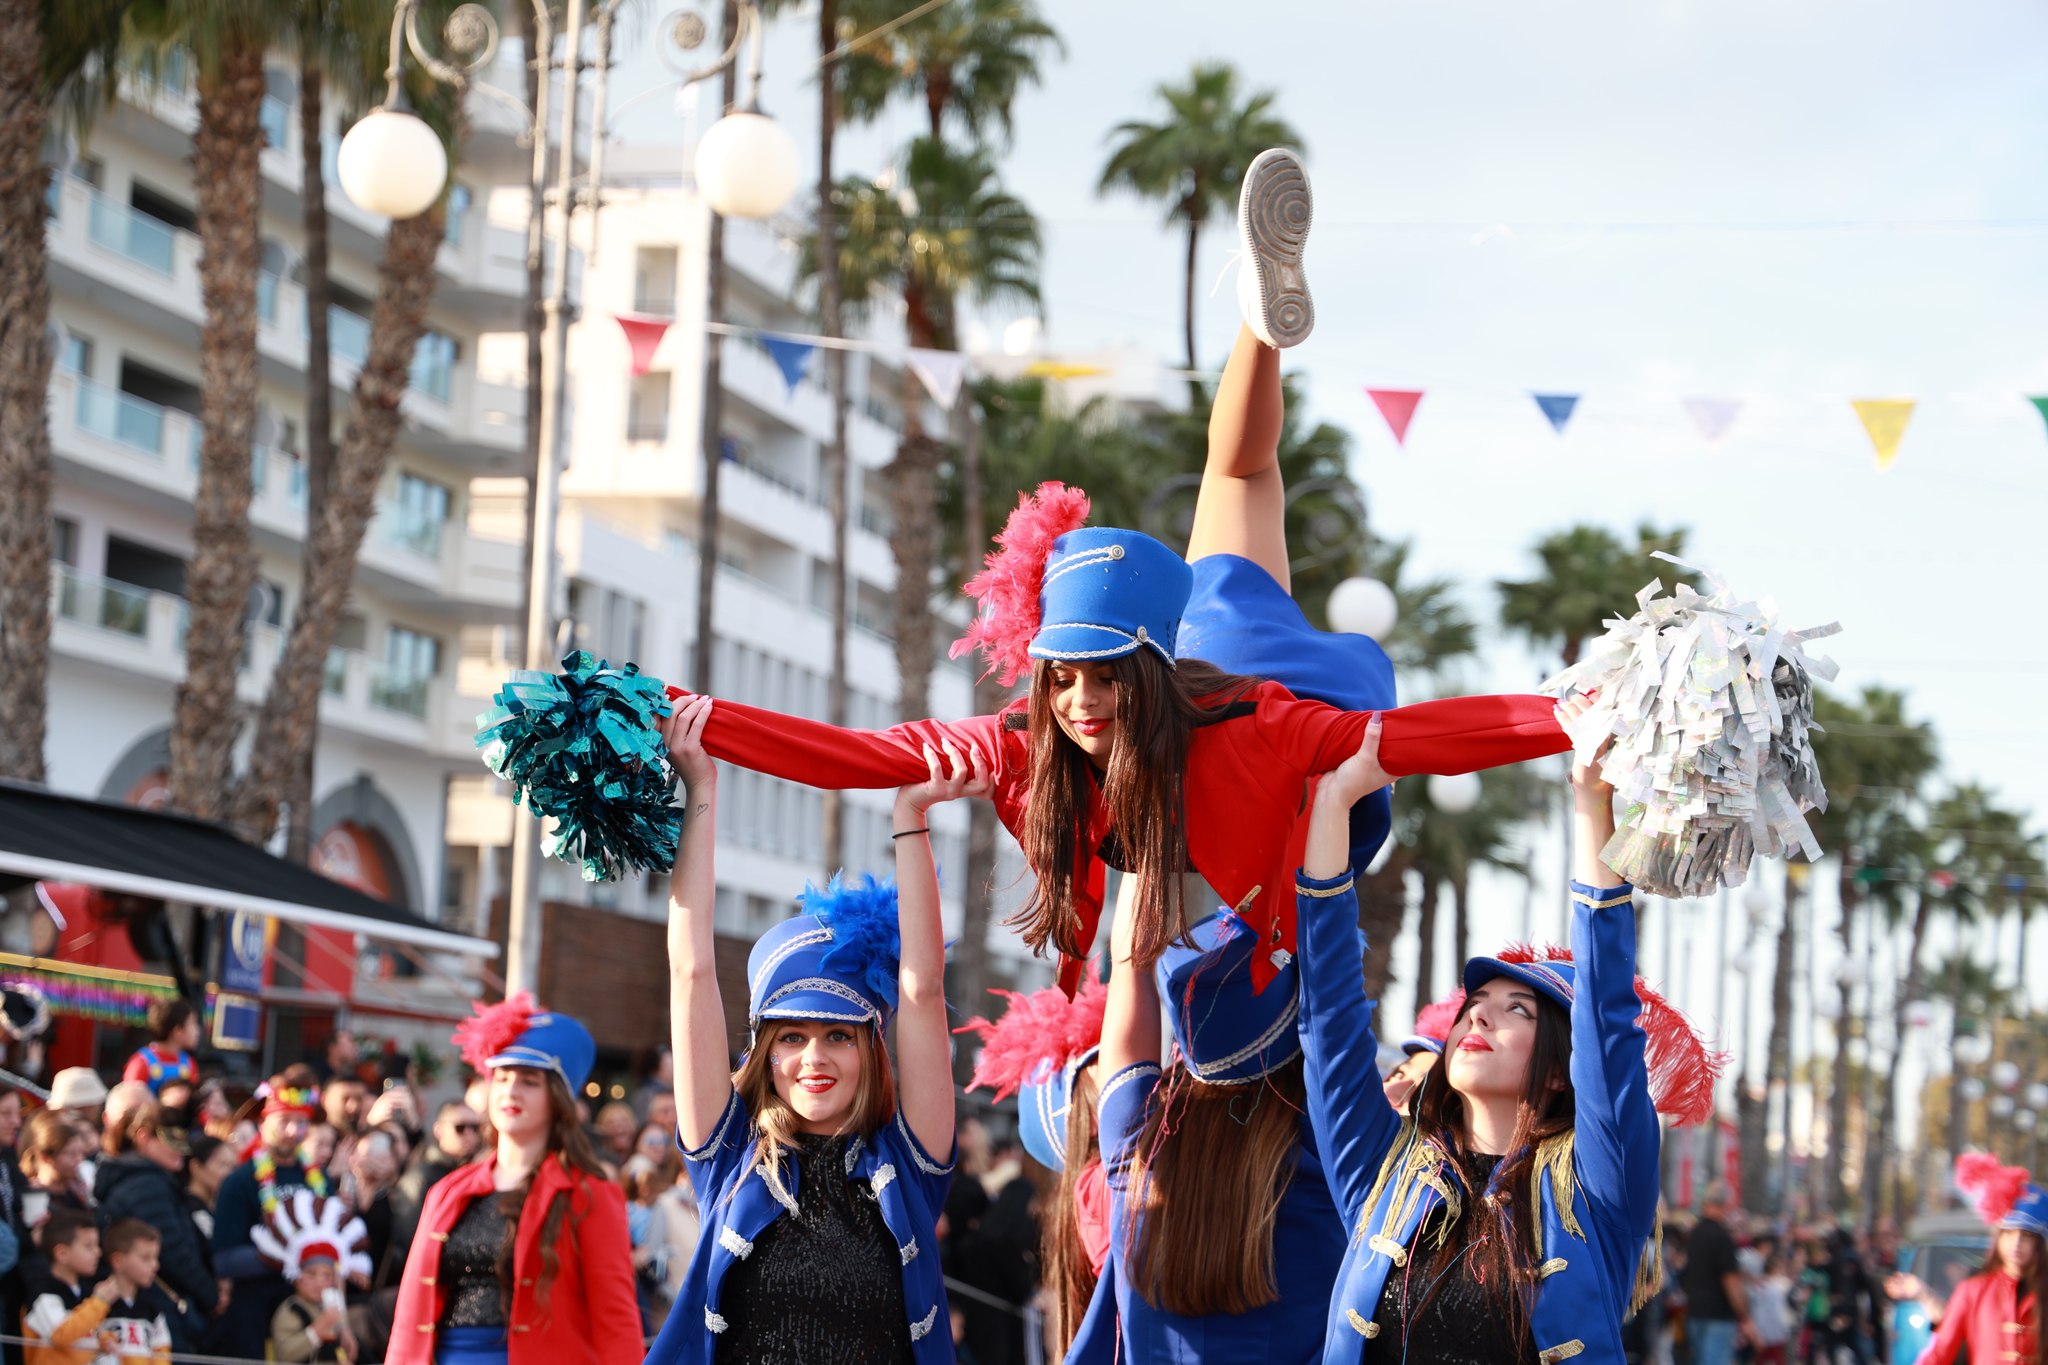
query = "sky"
xmin=605 ymin=0 xmax=2048 ymax=1118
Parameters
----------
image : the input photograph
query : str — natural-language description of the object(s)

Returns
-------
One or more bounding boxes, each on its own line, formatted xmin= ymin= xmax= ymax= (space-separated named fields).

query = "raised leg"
xmin=1185 ymin=323 xmax=1290 ymax=592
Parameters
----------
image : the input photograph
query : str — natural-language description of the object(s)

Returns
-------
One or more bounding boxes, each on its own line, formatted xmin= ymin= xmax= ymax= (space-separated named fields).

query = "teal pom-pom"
xmin=475 ymin=652 xmax=680 ymax=882
xmin=802 ymin=873 xmax=902 ymax=1017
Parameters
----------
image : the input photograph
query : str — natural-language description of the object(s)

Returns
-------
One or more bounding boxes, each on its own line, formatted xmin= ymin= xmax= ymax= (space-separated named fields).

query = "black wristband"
xmin=891 ymin=827 xmax=930 ymax=840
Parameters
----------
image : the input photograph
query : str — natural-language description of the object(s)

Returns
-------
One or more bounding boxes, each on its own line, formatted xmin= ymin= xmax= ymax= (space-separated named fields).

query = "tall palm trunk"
xmin=233 ymin=208 xmax=447 ymax=847
xmin=1826 ymin=862 xmax=1858 ymax=1208
xmin=886 ymin=284 xmax=943 ymax=722
xmin=0 ymin=0 xmax=55 ymax=783
xmin=691 ymin=3 xmax=739 ymax=694
xmin=1749 ymin=867 xmax=1798 ymax=1213
xmin=1180 ymin=209 xmax=1199 ymax=375
xmin=1944 ymin=942 xmax=1970 ymax=1196
xmin=817 ymin=0 xmax=850 ymax=871
xmin=1450 ymin=874 xmax=1471 ymax=976
xmin=955 ymin=397 xmax=1001 ymax=1073
xmin=1414 ymin=868 xmax=1440 ymax=1004
xmin=171 ymin=39 xmax=269 ymax=820
xmin=1359 ymin=857 xmax=1411 ymax=1005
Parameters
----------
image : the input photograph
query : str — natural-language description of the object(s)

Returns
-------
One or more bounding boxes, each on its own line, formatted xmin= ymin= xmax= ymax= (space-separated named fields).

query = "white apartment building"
xmin=443 ymin=142 xmax=1047 ymax=992
xmin=34 ymin=62 xmax=528 ymax=1059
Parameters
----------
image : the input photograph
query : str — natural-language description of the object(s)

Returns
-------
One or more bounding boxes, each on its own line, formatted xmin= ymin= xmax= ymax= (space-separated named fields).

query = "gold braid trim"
xmin=1630 ymin=1209 xmax=1666 ymax=1316
xmin=1532 ymin=1131 xmax=1585 ymax=1256
xmin=1357 ymin=1122 xmax=1462 ymax=1258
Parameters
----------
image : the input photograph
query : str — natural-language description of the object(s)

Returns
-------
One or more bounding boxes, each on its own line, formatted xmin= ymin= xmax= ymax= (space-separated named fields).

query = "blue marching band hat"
xmin=2006 ymin=1186 xmax=2048 ymax=1236
xmin=1029 ymin=529 xmax=1193 ymax=667
xmin=454 ymin=994 xmax=598 ymax=1094
xmin=1018 ymin=1051 xmax=1099 ymax=1173
xmin=747 ymin=874 xmax=903 ymax=1029
xmin=1157 ymin=909 xmax=1303 ymax=1085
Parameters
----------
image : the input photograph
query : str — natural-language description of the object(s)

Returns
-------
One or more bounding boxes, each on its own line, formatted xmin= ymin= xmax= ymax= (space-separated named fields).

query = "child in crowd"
xmin=22 ymin=1213 xmax=171 ymax=1365
xmin=269 ymin=1248 xmax=357 ymax=1364
xmin=120 ymin=1001 xmax=200 ymax=1098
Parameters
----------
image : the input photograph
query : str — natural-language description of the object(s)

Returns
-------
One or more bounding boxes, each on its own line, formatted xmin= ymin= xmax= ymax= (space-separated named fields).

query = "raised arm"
xmin=1257 ymin=690 xmax=1570 ymax=780
xmin=1558 ymin=693 xmax=1660 ymax=1229
xmin=890 ymin=739 xmax=988 ymax=1160
xmin=1097 ymin=872 xmax=1162 ymax=1079
xmin=1296 ymin=717 xmax=1407 ymax=1223
xmin=670 ymin=686 xmax=1010 ymax=792
xmin=662 ymin=696 xmax=738 ymax=1153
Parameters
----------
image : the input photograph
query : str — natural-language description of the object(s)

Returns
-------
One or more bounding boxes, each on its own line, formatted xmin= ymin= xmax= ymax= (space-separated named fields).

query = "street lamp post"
xmin=340 ymin=0 xmax=797 ymax=997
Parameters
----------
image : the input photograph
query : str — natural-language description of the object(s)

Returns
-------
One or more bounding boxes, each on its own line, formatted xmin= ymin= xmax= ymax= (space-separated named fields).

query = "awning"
xmin=0 ymin=781 xmax=498 ymax=959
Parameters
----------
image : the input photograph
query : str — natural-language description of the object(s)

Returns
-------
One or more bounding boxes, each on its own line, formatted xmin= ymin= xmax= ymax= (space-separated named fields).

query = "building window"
xmin=411 ymin=331 xmax=458 ymax=403
xmin=57 ymin=333 xmax=92 ymax=378
xmin=51 ymin=517 xmax=77 ymax=567
xmin=388 ymin=472 xmax=450 ymax=557
xmin=633 ymin=246 xmax=678 ymax=316
xmin=444 ymin=182 xmax=472 ymax=246
xmin=377 ymin=626 xmax=441 ymax=717
xmin=627 ymin=371 xmax=670 ymax=442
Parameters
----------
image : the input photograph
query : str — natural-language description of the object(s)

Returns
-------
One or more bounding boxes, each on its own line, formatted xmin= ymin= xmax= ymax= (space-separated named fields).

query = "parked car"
xmin=1888 ymin=1212 xmax=1987 ymax=1365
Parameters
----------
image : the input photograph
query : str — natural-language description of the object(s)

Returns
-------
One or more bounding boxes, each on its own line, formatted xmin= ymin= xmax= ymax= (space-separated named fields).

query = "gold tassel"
xmin=1630 ymin=1211 xmax=1666 ymax=1316
xmin=1533 ymin=1132 xmax=1585 ymax=1246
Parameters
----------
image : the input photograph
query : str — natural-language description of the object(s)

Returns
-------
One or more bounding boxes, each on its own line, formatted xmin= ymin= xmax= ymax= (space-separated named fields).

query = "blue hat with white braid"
xmin=1028 ymin=528 xmax=1192 ymax=667
xmin=747 ymin=874 xmax=901 ymax=1029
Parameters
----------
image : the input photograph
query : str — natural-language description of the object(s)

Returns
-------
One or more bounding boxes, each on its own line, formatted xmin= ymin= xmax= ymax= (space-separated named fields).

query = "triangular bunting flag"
xmin=2029 ymin=395 xmax=2048 ymax=438
xmin=907 ymin=347 xmax=970 ymax=410
xmin=1681 ymin=396 xmax=1743 ymax=447
xmin=1022 ymin=360 xmax=1109 ymax=381
xmin=1365 ymin=388 xmax=1425 ymax=446
xmin=1851 ymin=398 xmax=1916 ymax=470
xmin=1532 ymin=393 xmax=1580 ymax=434
xmin=614 ymin=314 xmax=672 ymax=378
xmin=760 ymin=337 xmax=817 ymax=395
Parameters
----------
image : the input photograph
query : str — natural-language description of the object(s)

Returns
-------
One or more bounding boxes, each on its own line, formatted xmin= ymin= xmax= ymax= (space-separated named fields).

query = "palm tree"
xmin=1098 ymin=62 xmax=1300 ymax=374
xmin=0 ymin=0 xmax=128 ymax=782
xmin=839 ymin=0 xmax=1060 ymax=146
xmin=827 ymin=138 xmax=1041 ymax=722
xmin=229 ymin=5 xmax=465 ymax=856
xmin=1807 ymin=686 xmax=1939 ymax=1210
xmin=1495 ymin=522 xmax=1699 ymax=670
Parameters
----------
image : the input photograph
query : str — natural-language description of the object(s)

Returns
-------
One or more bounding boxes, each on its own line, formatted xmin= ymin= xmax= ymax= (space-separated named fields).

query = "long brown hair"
xmin=1406 ymin=990 xmax=1576 ymax=1344
xmin=1120 ymin=1059 xmax=1309 ymax=1316
xmin=731 ymin=1018 xmax=897 ymax=1207
xmin=493 ymin=1070 xmax=609 ymax=1312
xmin=1013 ymin=653 xmax=1257 ymax=967
xmin=1043 ymin=1062 xmax=1102 ymax=1355
xmin=1984 ymin=1231 xmax=2048 ymax=1365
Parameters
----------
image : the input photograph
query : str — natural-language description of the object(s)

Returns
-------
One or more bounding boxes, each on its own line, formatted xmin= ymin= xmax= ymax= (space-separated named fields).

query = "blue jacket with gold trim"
xmin=1295 ymin=871 xmax=1662 ymax=1365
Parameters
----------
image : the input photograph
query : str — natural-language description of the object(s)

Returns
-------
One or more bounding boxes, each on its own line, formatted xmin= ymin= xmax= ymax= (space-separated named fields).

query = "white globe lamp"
xmin=2027 ymin=1082 xmax=2048 ymax=1110
xmin=1742 ymin=877 xmax=1775 ymax=917
xmin=1428 ymin=771 xmax=1482 ymax=815
xmin=1992 ymin=1093 xmax=2016 ymax=1119
xmin=694 ymin=110 xmax=800 ymax=219
xmin=1327 ymin=576 xmax=1398 ymax=639
xmin=337 ymin=108 xmax=449 ymax=219
xmin=1993 ymin=1060 xmax=2022 ymax=1091
xmin=1961 ymin=1077 xmax=1987 ymax=1102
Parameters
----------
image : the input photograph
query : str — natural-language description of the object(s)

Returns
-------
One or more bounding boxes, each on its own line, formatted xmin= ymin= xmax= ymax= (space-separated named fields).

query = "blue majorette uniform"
xmin=1080 ymin=908 xmax=1347 ymax=1365
xmin=647 ymin=883 xmax=954 ymax=1365
xmin=1296 ymin=873 xmax=1665 ymax=1365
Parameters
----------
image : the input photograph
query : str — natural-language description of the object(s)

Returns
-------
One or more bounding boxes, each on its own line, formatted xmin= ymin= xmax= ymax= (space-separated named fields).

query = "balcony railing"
xmin=368 ymin=663 xmax=431 ymax=718
xmin=86 ymin=194 xmax=179 ymax=276
xmin=55 ymin=568 xmax=151 ymax=638
xmin=259 ymin=95 xmax=292 ymax=153
xmin=376 ymin=501 xmax=445 ymax=558
xmin=73 ymin=379 xmax=199 ymax=463
xmin=632 ymin=288 xmax=676 ymax=316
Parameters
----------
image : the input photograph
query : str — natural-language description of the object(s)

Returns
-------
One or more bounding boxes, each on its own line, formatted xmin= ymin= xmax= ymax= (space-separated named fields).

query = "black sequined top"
xmin=715 ymin=1133 xmax=915 ymax=1365
xmin=1361 ymin=1153 xmax=1535 ymax=1365
xmin=438 ymin=1191 xmax=511 ymax=1329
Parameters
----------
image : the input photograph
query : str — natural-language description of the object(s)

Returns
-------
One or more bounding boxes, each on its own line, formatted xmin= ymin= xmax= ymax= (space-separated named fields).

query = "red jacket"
xmin=685 ymin=680 xmax=1567 ymax=993
xmin=386 ymin=1154 xmax=642 ymax=1365
xmin=1921 ymin=1269 xmax=2037 ymax=1365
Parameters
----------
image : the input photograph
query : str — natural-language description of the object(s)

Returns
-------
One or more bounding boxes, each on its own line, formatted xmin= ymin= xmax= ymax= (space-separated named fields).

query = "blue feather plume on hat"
xmin=802 ymin=873 xmax=902 ymax=1017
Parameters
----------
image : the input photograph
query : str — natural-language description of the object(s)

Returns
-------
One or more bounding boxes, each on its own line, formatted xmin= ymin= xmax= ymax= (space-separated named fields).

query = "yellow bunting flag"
xmin=1023 ymin=361 xmax=1109 ymax=381
xmin=1850 ymin=398 xmax=1916 ymax=469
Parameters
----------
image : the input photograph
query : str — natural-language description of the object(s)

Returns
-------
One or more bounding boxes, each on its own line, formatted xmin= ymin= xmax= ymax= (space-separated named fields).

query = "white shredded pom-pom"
xmin=1543 ymin=554 xmax=1839 ymax=898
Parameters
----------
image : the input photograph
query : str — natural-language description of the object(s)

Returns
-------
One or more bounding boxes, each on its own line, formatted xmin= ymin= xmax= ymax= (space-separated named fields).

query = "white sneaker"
xmin=1237 ymin=148 xmax=1314 ymax=348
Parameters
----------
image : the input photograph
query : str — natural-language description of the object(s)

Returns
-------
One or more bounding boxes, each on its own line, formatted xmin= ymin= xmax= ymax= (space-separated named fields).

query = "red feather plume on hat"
xmin=953 ymin=966 xmax=1108 ymax=1102
xmin=1955 ymin=1151 xmax=2031 ymax=1226
xmin=1493 ymin=944 xmax=1728 ymax=1126
xmin=1412 ymin=990 xmax=1466 ymax=1044
xmin=949 ymin=482 xmax=1092 ymax=686
xmin=453 ymin=992 xmax=538 ymax=1075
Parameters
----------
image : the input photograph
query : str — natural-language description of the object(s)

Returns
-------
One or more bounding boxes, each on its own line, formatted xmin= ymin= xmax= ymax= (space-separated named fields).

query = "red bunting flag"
xmin=615 ymin=313 xmax=672 ymax=377
xmin=1365 ymin=388 xmax=1425 ymax=446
